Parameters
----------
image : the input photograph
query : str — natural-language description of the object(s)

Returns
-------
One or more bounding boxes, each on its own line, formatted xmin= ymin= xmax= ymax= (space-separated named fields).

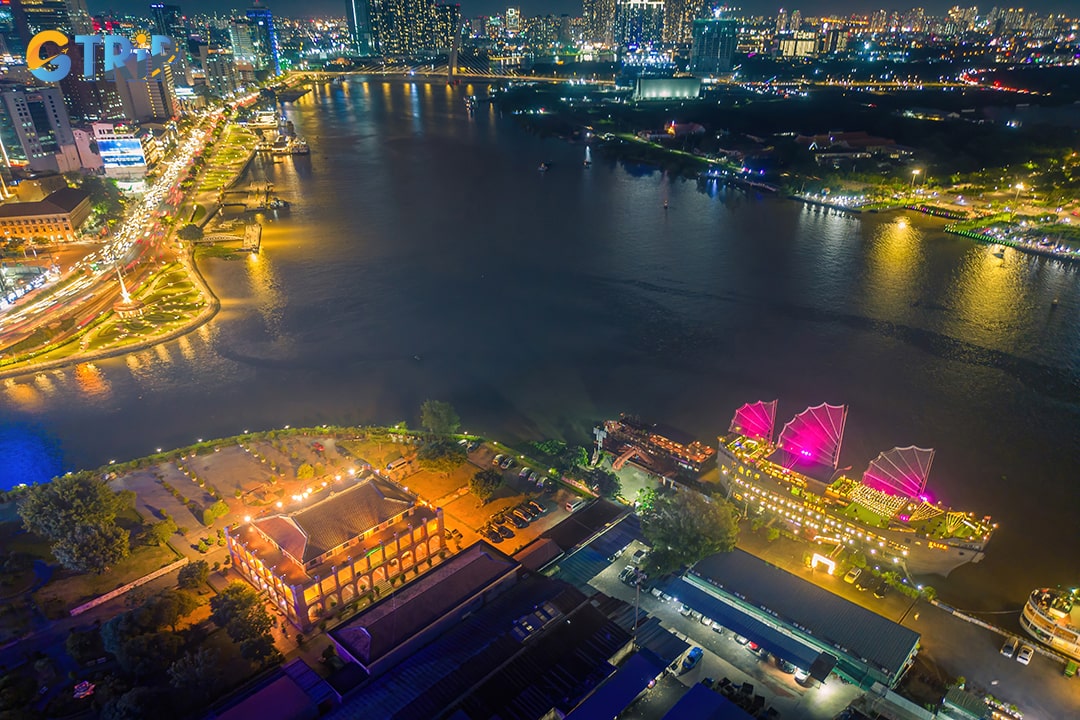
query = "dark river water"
xmin=2 ymin=79 xmax=1078 ymax=609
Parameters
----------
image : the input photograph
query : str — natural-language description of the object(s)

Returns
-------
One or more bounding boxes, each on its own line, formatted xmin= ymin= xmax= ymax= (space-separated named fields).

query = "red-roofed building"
xmin=226 ymin=472 xmax=445 ymax=629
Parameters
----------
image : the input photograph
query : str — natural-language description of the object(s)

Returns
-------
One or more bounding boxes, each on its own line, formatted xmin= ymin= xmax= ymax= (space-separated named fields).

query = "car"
xmin=495 ymin=524 xmax=513 ymax=539
xmin=511 ymin=508 xmax=531 ymax=524
xmin=776 ymin=658 xmax=797 ymax=674
xmin=794 ymin=668 xmax=812 ymax=686
xmin=873 ymin=580 xmax=891 ymax=599
xmin=679 ymin=604 xmax=693 ymax=617
xmin=528 ymin=471 xmax=540 ymax=484
xmin=518 ymin=467 xmax=531 ymax=480
xmin=682 ymin=647 xmax=704 ymax=672
xmin=528 ymin=500 xmax=546 ymax=515
xmin=500 ymin=456 xmax=515 ymax=469
xmin=853 ymin=573 xmax=872 ymax=591
xmin=711 ymin=623 xmax=725 ymax=635
xmin=493 ymin=454 xmax=505 ymax=466
xmin=1017 ymin=645 xmax=1035 ymax=665
xmin=734 ymin=634 xmax=750 ymax=646
xmin=608 ymin=546 xmax=626 ymax=563
xmin=482 ymin=527 xmax=503 ymax=543
xmin=518 ymin=503 xmax=539 ymax=519
xmin=843 ymin=567 xmax=862 ymax=584
xmin=467 ymin=441 xmax=479 ymax=452
xmin=619 ymin=565 xmax=637 ymax=584
xmin=1001 ymin=638 xmax=1019 ymax=658
xmin=631 ymin=549 xmax=647 ymax=566
xmin=508 ymin=513 xmax=528 ymax=529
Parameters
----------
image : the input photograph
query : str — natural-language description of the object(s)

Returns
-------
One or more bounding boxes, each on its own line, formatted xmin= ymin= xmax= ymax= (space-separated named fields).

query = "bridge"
xmin=612 ymin=446 xmax=650 ymax=471
xmin=198 ymin=223 xmax=262 ymax=253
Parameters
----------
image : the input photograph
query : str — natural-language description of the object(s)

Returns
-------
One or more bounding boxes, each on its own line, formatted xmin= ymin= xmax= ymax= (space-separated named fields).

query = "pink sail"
xmin=863 ymin=446 xmax=935 ymax=499
xmin=777 ymin=403 xmax=848 ymax=469
xmin=729 ymin=400 xmax=778 ymax=441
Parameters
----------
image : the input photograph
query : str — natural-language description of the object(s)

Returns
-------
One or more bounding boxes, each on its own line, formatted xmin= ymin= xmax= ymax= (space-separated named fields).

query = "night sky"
xmin=91 ymin=0 xmax=1077 ymax=21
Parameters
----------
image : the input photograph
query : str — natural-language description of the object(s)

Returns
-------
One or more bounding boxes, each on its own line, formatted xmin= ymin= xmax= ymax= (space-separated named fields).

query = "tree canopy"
xmin=589 ymin=468 xmax=621 ymax=500
xmin=641 ymin=491 xmax=739 ymax=576
xmin=420 ymin=400 xmax=460 ymax=435
xmin=177 ymin=223 xmax=204 ymax=241
xmin=18 ymin=475 xmax=133 ymax=573
xmin=178 ymin=559 xmax=209 ymax=590
xmin=469 ymin=468 xmax=502 ymax=504
xmin=417 ymin=439 xmax=466 ymax=474
xmin=210 ymin=582 xmax=278 ymax=663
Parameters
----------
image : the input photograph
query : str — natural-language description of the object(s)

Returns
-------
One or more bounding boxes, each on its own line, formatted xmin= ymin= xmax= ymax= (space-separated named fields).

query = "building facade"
xmin=0 ymin=187 xmax=91 ymax=242
xmin=227 ymin=473 xmax=446 ymax=629
xmin=346 ymin=0 xmax=378 ymax=55
xmin=0 ymin=87 xmax=80 ymax=174
xmin=614 ymin=0 xmax=664 ymax=48
xmin=245 ymin=6 xmax=280 ymax=75
xmin=690 ymin=16 xmax=736 ymax=75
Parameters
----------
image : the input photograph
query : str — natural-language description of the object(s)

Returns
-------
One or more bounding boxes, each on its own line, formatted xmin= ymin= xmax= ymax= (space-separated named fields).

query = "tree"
xmin=101 ymin=686 xmax=177 ymax=720
xmin=296 ymin=462 xmax=314 ymax=480
xmin=168 ymin=648 xmax=221 ymax=700
xmin=210 ymin=582 xmax=273 ymax=645
xmin=590 ymin=468 xmax=621 ymax=500
xmin=178 ymin=560 xmax=209 ymax=590
xmin=420 ymin=400 xmax=460 ymax=436
xmin=51 ymin=522 xmax=130 ymax=574
xmin=417 ymin=439 xmax=465 ymax=475
xmin=176 ymin=223 xmax=204 ymax=242
xmin=239 ymin=634 xmax=281 ymax=664
xmin=641 ymin=491 xmax=738 ymax=576
xmin=114 ymin=631 xmax=183 ymax=678
xmin=149 ymin=590 xmax=200 ymax=632
xmin=65 ymin=628 xmax=105 ymax=665
xmin=470 ymin=469 xmax=502 ymax=504
xmin=145 ymin=517 xmax=177 ymax=546
xmin=18 ymin=474 xmax=131 ymax=542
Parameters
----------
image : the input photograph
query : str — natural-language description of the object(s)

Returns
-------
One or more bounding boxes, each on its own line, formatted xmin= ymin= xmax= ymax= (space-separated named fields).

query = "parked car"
xmin=682 ymin=647 xmax=704 ymax=672
xmin=619 ymin=565 xmax=637 ymax=584
xmin=528 ymin=471 xmax=540 ymax=485
xmin=843 ymin=567 xmax=862 ymax=584
xmin=631 ymin=549 xmax=647 ymax=566
xmin=608 ymin=545 xmax=626 ymax=563
xmin=873 ymin=580 xmax=891 ymax=599
xmin=679 ymin=604 xmax=693 ymax=617
xmin=711 ymin=623 xmax=725 ymax=635
xmin=776 ymin=658 xmax=797 ymax=674
xmin=493 ymin=454 xmax=505 ymax=466
xmin=511 ymin=508 xmax=531 ymax=524
xmin=1001 ymin=638 xmax=1018 ymax=658
xmin=1017 ymin=645 xmax=1035 ymax=665
xmin=518 ymin=503 xmax=539 ymax=520
xmin=500 ymin=456 xmax=515 ymax=469
xmin=508 ymin=513 xmax=528 ymax=529
xmin=794 ymin=668 xmax=812 ymax=686
xmin=467 ymin=441 xmax=479 ymax=452
xmin=854 ymin=574 xmax=872 ymax=591
xmin=518 ymin=467 xmax=531 ymax=480
xmin=528 ymin=500 xmax=546 ymax=515
xmin=734 ymin=634 xmax=750 ymax=646
xmin=482 ymin=527 xmax=503 ymax=543
xmin=495 ymin=524 xmax=513 ymax=539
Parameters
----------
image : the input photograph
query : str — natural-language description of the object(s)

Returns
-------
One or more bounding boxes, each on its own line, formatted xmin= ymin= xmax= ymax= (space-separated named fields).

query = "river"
xmin=1 ymin=79 xmax=1078 ymax=610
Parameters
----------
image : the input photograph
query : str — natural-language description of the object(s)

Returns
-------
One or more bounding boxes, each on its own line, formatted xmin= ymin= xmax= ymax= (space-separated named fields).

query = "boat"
xmin=1022 ymin=588 xmax=1080 ymax=661
xmin=584 ymin=147 xmax=592 ymax=168
xmin=596 ymin=415 xmax=715 ymax=478
xmin=717 ymin=401 xmax=995 ymax=577
xmin=538 ymin=162 xmax=549 ymax=172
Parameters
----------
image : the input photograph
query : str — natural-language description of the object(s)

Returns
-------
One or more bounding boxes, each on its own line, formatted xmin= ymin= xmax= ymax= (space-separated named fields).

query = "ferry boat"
xmin=595 ymin=415 xmax=715 ymax=478
xmin=584 ymin=147 xmax=592 ymax=168
xmin=538 ymin=162 xmax=550 ymax=172
xmin=717 ymin=401 xmax=995 ymax=577
xmin=1021 ymin=588 xmax=1080 ymax=661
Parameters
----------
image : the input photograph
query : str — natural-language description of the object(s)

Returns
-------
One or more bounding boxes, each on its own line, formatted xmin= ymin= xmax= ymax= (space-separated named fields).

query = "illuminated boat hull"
xmin=1020 ymin=588 xmax=1080 ymax=661
xmin=717 ymin=441 xmax=992 ymax=577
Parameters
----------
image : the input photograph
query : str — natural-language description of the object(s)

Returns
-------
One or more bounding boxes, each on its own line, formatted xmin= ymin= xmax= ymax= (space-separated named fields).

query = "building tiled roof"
xmin=254 ymin=476 xmax=416 ymax=565
xmin=0 ymin=187 xmax=90 ymax=218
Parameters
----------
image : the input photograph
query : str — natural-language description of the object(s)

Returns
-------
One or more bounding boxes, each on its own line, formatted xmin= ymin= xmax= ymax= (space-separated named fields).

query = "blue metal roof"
xmin=661 ymin=683 xmax=755 ymax=720
xmin=660 ymin=576 xmax=830 ymax=677
xmin=564 ymin=649 xmax=667 ymax=720
xmin=691 ymin=550 xmax=919 ymax=679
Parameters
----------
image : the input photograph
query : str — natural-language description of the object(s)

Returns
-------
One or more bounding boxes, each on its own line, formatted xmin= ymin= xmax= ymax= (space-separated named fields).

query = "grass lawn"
xmin=34 ymin=542 xmax=180 ymax=610
xmin=399 ymin=460 xmax=478 ymax=504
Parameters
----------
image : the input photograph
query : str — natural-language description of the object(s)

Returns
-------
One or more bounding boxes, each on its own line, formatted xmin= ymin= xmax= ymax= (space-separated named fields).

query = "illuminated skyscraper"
xmin=505 ymin=7 xmax=520 ymax=34
xmin=433 ymin=3 xmax=460 ymax=52
xmin=614 ymin=0 xmax=663 ymax=47
xmin=690 ymin=13 xmax=736 ymax=75
xmin=583 ymin=0 xmax=616 ymax=44
xmin=0 ymin=87 xmax=79 ymax=173
xmin=245 ymin=5 xmax=280 ymax=75
xmin=150 ymin=3 xmax=182 ymax=36
xmin=346 ymin=0 xmax=378 ymax=55
xmin=370 ymin=0 xmax=437 ymax=55
xmin=662 ymin=0 xmax=705 ymax=44
xmin=11 ymin=0 xmax=91 ymax=46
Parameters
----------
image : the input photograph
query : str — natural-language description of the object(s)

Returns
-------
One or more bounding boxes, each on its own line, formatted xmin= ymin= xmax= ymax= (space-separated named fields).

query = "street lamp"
xmin=1014 ymin=183 xmax=1024 ymax=203
xmin=910 ymin=169 xmax=921 ymax=188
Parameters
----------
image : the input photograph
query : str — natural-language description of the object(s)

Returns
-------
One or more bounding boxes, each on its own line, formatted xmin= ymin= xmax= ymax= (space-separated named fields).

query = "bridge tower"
xmin=448 ymin=28 xmax=459 ymax=84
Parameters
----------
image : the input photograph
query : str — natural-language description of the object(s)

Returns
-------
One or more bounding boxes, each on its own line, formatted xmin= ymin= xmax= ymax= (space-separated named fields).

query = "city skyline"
xmin=83 ymin=0 xmax=1080 ymax=20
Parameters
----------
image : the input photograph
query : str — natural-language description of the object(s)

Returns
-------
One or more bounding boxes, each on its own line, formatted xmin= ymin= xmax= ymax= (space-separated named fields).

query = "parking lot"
xmin=591 ymin=540 xmax=862 ymax=720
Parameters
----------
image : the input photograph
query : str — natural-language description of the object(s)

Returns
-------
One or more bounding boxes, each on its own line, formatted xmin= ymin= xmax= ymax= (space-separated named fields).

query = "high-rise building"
xmin=370 ymin=0 xmax=437 ymax=56
xmin=662 ymin=0 xmax=705 ymax=44
xmin=433 ymin=4 xmax=461 ymax=52
xmin=114 ymin=62 xmax=178 ymax=122
xmin=11 ymin=0 xmax=91 ymax=47
xmin=150 ymin=3 xmax=182 ymax=36
xmin=614 ymin=0 xmax=663 ymax=47
xmin=200 ymin=46 xmax=241 ymax=96
xmin=775 ymin=8 xmax=788 ymax=33
xmin=504 ymin=7 xmax=520 ymax=34
xmin=789 ymin=9 xmax=801 ymax=32
xmin=690 ymin=14 xmax=736 ymax=75
xmin=0 ymin=4 xmax=24 ymax=57
xmin=0 ymin=87 xmax=80 ymax=173
xmin=346 ymin=0 xmax=378 ymax=55
xmin=583 ymin=0 xmax=616 ymax=44
xmin=229 ymin=19 xmax=258 ymax=66
xmin=245 ymin=5 xmax=280 ymax=75
xmin=524 ymin=14 xmax=560 ymax=48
